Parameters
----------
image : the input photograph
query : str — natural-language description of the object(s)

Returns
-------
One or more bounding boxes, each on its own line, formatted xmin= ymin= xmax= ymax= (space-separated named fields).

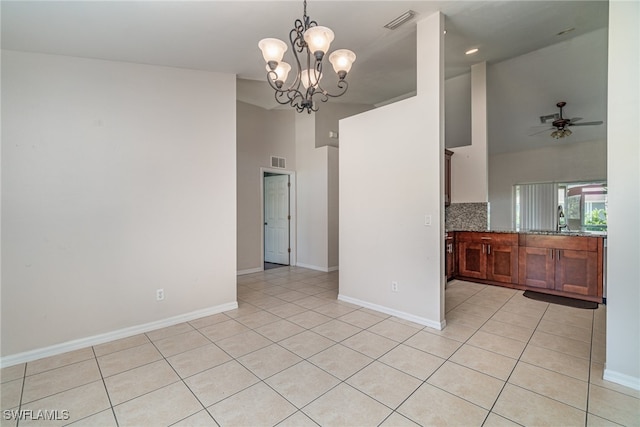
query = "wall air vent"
xmin=384 ymin=10 xmax=417 ymax=30
xmin=271 ymin=156 xmax=286 ymax=169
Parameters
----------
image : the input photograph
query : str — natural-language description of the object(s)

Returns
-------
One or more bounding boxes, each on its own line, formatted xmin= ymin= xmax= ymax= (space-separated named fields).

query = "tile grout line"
xmin=413 ymin=286 xmax=523 ymax=425
xmin=584 ymin=308 xmax=596 ymax=427
xmin=91 ymin=346 xmax=120 ymax=427
xmin=145 ymin=330 xmax=216 ymax=426
xmin=480 ymin=290 xmax=553 ymax=425
xmin=15 ymin=362 xmax=27 ymax=427
xmin=222 ymin=277 xmax=410 ymax=426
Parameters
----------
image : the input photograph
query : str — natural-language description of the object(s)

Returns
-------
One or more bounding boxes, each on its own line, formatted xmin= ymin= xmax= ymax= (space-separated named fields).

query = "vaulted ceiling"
xmin=1 ymin=1 xmax=609 ymax=153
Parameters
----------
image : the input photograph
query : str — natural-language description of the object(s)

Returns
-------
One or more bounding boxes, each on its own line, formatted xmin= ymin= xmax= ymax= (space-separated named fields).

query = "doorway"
xmin=262 ymin=169 xmax=295 ymax=270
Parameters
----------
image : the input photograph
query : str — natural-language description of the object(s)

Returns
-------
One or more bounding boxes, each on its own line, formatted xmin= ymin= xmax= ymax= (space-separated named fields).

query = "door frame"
xmin=260 ymin=167 xmax=296 ymax=269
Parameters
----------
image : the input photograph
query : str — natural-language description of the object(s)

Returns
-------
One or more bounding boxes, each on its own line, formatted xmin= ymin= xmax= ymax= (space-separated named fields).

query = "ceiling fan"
xmin=531 ymin=101 xmax=603 ymax=139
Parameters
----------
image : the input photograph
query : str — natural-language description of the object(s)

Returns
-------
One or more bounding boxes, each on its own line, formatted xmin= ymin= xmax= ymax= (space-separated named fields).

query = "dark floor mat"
xmin=523 ymin=290 xmax=598 ymax=309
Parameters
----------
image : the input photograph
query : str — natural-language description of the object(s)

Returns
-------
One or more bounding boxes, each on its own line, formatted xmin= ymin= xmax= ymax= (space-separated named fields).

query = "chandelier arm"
xmin=274 ymin=90 xmax=295 ymax=106
xmin=292 ymin=21 xmax=305 ymax=53
xmin=315 ymin=79 xmax=348 ymax=99
xmin=265 ymin=70 xmax=307 ymax=108
xmin=289 ymin=28 xmax=304 ymax=91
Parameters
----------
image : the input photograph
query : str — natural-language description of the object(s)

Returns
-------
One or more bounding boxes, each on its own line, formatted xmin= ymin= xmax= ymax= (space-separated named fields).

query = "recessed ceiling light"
xmin=557 ymin=27 xmax=575 ymax=36
xmin=465 ymin=48 xmax=479 ymax=55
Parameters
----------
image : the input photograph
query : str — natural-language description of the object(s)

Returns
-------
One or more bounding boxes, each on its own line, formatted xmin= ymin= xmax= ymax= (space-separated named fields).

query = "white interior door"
xmin=264 ymin=174 xmax=290 ymax=265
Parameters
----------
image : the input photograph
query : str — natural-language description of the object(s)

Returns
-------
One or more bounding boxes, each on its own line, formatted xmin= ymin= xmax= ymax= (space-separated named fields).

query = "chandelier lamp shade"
xmin=258 ymin=0 xmax=356 ymax=113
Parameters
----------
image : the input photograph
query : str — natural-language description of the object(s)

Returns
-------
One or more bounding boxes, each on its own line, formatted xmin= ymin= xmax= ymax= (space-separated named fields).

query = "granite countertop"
xmin=447 ymin=228 xmax=607 ymax=237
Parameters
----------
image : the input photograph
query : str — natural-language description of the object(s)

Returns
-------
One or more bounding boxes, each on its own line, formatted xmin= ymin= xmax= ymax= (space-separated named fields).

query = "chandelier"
xmin=258 ymin=0 xmax=356 ymax=114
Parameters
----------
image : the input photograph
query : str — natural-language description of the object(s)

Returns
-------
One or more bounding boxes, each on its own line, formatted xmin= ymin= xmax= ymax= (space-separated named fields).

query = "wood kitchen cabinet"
xmin=518 ymin=234 xmax=603 ymax=301
xmin=457 ymin=232 xmax=518 ymax=284
xmin=453 ymin=231 xmax=604 ymax=303
xmin=445 ymin=149 xmax=453 ymax=207
xmin=445 ymin=232 xmax=456 ymax=280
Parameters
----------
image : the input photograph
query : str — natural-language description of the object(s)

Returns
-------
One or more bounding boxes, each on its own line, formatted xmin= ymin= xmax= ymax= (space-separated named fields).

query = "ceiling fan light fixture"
xmin=550 ymin=128 xmax=572 ymax=139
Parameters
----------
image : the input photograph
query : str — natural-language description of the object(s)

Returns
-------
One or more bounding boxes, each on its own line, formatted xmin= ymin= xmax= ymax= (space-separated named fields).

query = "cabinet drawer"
xmin=524 ymin=235 xmax=598 ymax=251
xmin=457 ymin=232 xmax=518 ymax=245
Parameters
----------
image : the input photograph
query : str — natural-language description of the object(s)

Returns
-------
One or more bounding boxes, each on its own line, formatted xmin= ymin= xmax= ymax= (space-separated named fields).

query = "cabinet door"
xmin=457 ymin=241 xmax=486 ymax=279
xmin=487 ymin=244 xmax=518 ymax=283
xmin=518 ymin=246 xmax=554 ymax=289
xmin=555 ymin=250 xmax=598 ymax=296
xmin=444 ymin=150 xmax=452 ymax=207
xmin=445 ymin=239 xmax=456 ymax=280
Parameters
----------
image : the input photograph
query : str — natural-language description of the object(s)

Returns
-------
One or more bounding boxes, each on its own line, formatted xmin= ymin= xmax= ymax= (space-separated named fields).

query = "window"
xmin=513 ymin=182 xmax=557 ymax=230
xmin=580 ymin=185 xmax=608 ymax=231
xmin=513 ymin=181 xmax=607 ymax=232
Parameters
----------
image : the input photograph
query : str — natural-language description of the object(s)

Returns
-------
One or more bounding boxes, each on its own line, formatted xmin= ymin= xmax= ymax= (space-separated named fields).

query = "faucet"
xmin=557 ymin=205 xmax=569 ymax=232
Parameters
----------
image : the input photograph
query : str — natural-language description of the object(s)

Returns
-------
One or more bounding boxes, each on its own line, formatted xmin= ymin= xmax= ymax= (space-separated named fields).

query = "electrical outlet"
xmin=391 ymin=281 xmax=399 ymax=292
xmin=156 ymin=289 xmax=164 ymax=301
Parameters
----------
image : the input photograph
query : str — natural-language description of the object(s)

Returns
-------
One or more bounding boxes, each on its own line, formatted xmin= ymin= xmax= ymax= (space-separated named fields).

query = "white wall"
xmin=327 ymin=146 xmax=339 ymax=270
xmin=489 ymin=139 xmax=607 ymax=229
xmin=445 ymin=72 xmax=471 ymax=149
xmin=315 ymin=102 xmax=374 ymax=148
xmin=1 ymin=51 xmax=237 ymax=360
xmin=450 ymin=62 xmax=489 ymax=203
xmin=605 ymin=0 xmax=640 ymax=390
xmin=236 ymin=101 xmax=295 ymax=272
xmin=295 ymin=113 xmax=331 ymax=271
xmin=339 ymin=12 xmax=445 ymax=327
xmin=237 ymin=100 xmax=345 ymax=274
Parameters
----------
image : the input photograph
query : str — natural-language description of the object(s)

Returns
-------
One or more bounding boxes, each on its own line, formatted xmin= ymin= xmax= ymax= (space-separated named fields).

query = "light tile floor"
xmin=2 ymin=267 xmax=639 ymax=426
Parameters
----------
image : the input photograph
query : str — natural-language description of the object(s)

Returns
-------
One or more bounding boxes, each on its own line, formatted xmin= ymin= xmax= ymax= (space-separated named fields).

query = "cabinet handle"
xmin=482 ymin=244 xmax=485 ymax=254
xmin=557 ymin=250 xmax=561 ymax=260
xmin=550 ymin=249 xmax=554 ymax=260
xmin=488 ymin=245 xmax=491 ymax=255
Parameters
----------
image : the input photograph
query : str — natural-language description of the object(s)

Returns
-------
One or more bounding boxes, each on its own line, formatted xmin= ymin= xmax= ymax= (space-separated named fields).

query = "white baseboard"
xmin=603 ymin=367 xmax=640 ymax=391
xmin=328 ymin=265 xmax=339 ymax=272
xmin=237 ymin=267 xmax=263 ymax=276
xmin=0 ymin=301 xmax=239 ymax=368
xmin=296 ymin=262 xmax=330 ymax=272
xmin=338 ymin=294 xmax=445 ymax=330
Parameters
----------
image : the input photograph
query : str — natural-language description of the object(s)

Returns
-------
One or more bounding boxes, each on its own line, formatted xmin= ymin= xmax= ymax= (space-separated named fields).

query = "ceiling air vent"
xmin=271 ymin=156 xmax=286 ymax=169
xmin=384 ymin=10 xmax=417 ymax=30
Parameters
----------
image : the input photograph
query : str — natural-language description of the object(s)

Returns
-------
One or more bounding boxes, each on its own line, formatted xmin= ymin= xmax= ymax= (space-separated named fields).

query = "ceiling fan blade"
xmin=528 ymin=127 xmax=553 ymax=136
xmin=570 ymin=121 xmax=604 ymax=126
xmin=568 ymin=117 xmax=583 ymax=123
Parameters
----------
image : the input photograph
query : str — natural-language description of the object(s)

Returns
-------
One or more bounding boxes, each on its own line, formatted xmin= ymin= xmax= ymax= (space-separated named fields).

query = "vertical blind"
xmin=517 ymin=183 xmax=557 ymax=230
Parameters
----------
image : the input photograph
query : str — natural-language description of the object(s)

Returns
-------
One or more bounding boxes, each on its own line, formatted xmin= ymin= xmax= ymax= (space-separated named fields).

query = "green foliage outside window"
xmin=585 ymin=208 xmax=607 ymax=226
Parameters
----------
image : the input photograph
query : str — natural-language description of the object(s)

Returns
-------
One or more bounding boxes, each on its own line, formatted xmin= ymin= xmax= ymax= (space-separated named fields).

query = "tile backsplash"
xmin=446 ymin=202 xmax=488 ymax=231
